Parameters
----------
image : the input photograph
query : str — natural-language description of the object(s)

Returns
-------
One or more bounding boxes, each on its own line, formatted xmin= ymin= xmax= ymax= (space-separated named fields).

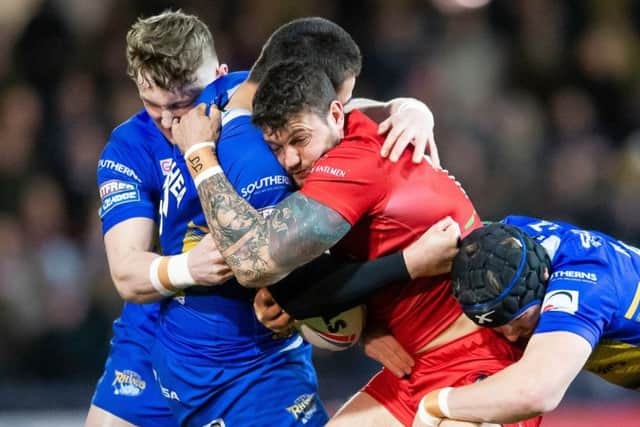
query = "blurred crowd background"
xmin=0 ymin=0 xmax=638 ymax=425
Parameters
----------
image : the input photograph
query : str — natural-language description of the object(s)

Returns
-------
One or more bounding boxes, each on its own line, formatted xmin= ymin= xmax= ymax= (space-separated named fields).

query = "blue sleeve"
xmin=196 ymin=71 xmax=249 ymax=110
xmin=97 ymin=132 xmax=158 ymax=234
xmin=216 ymin=113 xmax=293 ymax=210
xmin=534 ymin=264 xmax=614 ymax=349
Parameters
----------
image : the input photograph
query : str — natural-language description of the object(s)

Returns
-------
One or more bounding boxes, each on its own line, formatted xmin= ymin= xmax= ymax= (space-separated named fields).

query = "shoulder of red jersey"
xmin=341 ymin=110 xmax=384 ymax=151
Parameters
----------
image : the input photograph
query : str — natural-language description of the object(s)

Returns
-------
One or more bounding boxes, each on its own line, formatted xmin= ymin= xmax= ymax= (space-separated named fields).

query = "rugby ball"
xmin=295 ymin=305 xmax=366 ymax=351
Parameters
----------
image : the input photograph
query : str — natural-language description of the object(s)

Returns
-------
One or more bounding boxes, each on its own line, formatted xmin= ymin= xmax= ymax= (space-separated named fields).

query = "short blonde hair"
xmin=126 ymin=10 xmax=217 ymax=90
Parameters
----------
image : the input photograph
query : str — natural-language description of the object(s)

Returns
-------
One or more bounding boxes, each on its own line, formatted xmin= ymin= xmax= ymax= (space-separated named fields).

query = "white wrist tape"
xmin=149 ymin=257 xmax=175 ymax=297
xmin=184 ymin=141 xmax=216 ymax=159
xmin=193 ymin=165 xmax=223 ymax=188
xmin=167 ymin=252 xmax=196 ymax=289
xmin=438 ymin=387 xmax=453 ymax=418
xmin=417 ymin=396 xmax=442 ymax=426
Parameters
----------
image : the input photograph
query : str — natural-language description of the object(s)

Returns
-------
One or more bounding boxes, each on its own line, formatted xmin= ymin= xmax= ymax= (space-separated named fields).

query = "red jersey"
xmin=300 ymin=110 xmax=482 ymax=353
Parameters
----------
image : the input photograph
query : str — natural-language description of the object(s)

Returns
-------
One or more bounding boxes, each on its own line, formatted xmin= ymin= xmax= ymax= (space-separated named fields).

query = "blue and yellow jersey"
xmin=503 ymin=215 xmax=640 ymax=390
xmin=95 ymin=72 xmax=249 ymax=349
xmin=154 ymin=72 xmax=305 ymax=364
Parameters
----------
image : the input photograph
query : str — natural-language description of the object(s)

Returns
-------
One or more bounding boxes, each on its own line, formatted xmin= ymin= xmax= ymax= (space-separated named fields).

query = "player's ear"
xmin=329 ymin=100 xmax=344 ymax=129
xmin=216 ymin=64 xmax=229 ymax=77
xmin=542 ymin=267 xmax=550 ymax=281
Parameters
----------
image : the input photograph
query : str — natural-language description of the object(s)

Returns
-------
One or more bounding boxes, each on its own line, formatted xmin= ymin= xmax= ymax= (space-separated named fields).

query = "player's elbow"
xmin=233 ymin=268 xmax=280 ymax=288
xmin=110 ymin=271 xmax=144 ymax=303
xmin=516 ymin=380 xmax=563 ymax=415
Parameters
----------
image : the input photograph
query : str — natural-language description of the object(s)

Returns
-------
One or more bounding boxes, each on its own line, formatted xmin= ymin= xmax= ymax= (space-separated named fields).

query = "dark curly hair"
xmin=252 ymin=60 xmax=336 ymax=132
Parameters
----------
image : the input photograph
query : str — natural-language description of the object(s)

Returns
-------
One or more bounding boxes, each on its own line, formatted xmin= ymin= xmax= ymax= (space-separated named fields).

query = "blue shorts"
xmin=152 ymin=336 xmax=329 ymax=427
xmin=91 ymin=339 xmax=178 ymax=427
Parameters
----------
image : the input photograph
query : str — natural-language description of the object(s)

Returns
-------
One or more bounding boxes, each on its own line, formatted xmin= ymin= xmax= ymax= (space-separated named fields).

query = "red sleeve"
xmin=300 ymin=140 xmax=386 ymax=225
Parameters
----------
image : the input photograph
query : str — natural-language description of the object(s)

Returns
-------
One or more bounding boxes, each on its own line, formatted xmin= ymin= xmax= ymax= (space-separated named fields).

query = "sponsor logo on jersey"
xmin=98 ymin=159 xmax=142 ymax=182
xmin=542 ymin=290 xmax=579 ymax=315
xmin=159 ymin=158 xmax=173 ymax=175
xmin=310 ymin=165 xmax=347 ymax=178
xmin=100 ymin=180 xmax=135 ymax=199
xmin=112 ymin=369 xmax=146 ymax=397
xmin=99 ymin=180 xmax=140 ymax=216
xmin=240 ymin=175 xmax=290 ymax=198
xmin=158 ymin=161 xmax=187 ymax=234
xmin=550 ymin=270 xmax=597 ymax=283
xmin=286 ymin=393 xmax=318 ymax=424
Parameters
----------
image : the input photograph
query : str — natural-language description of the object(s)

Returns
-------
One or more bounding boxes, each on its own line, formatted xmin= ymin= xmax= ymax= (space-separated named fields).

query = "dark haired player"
xmin=414 ymin=217 xmax=640 ymax=426
xmin=172 ymin=61 xmax=541 ymax=427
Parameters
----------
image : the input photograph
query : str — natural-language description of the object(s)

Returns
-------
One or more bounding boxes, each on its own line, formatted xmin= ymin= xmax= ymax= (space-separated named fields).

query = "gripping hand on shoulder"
xmin=403 ymin=217 xmax=461 ymax=279
xmin=171 ymin=103 xmax=221 ymax=154
xmin=378 ymin=99 xmax=439 ymax=166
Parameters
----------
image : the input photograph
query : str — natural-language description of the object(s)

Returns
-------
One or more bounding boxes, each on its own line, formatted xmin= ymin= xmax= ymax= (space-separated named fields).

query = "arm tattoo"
xmin=197 ymin=173 xmax=351 ymax=287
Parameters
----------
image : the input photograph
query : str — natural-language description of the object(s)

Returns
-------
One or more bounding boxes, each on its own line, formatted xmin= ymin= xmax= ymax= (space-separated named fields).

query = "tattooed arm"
xmin=172 ymin=104 xmax=351 ymax=287
xmin=198 ymin=182 xmax=350 ymax=286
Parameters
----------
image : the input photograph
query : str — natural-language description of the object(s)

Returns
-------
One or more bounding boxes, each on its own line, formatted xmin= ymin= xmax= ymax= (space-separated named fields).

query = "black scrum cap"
xmin=451 ymin=223 xmax=550 ymax=327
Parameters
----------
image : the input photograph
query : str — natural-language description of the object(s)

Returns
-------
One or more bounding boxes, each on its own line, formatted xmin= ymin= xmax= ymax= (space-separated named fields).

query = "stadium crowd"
xmin=0 ymin=0 xmax=638 ymax=414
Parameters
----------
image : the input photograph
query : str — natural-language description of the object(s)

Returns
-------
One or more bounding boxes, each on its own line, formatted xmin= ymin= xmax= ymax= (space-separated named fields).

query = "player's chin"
xmin=292 ymin=170 xmax=310 ymax=187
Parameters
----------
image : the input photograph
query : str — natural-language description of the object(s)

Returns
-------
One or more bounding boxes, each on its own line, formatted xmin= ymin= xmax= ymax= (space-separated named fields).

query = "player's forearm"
xmin=196 ymin=174 xmax=347 ymax=287
xmin=421 ymin=333 xmax=589 ymax=424
xmin=184 ymin=143 xmax=347 ymax=287
xmin=446 ymin=372 xmax=546 ymax=423
xmin=195 ymin=172 xmax=288 ymax=287
xmin=108 ymin=251 xmax=167 ymax=303
xmin=109 ymin=249 xmax=203 ymax=302
xmin=270 ymin=252 xmax=410 ymax=319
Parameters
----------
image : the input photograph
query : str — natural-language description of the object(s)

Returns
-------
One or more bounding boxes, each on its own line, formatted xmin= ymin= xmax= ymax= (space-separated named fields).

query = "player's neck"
xmin=226 ymin=81 xmax=257 ymax=111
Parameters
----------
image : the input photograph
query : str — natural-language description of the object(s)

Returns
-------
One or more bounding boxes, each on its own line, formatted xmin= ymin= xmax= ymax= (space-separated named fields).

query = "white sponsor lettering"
xmin=542 ymin=290 xmax=579 ymax=315
xmin=98 ymin=159 xmax=142 ymax=182
xmin=100 ymin=189 xmax=140 ymax=216
xmin=153 ymin=369 xmax=181 ymax=402
xmin=550 ymin=270 xmax=597 ymax=282
xmin=311 ymin=165 xmax=347 ymax=177
xmin=240 ymin=175 xmax=290 ymax=198
xmin=99 ymin=180 xmax=136 ymax=199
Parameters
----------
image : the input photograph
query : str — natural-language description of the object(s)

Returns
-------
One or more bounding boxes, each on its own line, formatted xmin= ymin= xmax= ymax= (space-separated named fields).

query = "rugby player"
xmin=89 ymin=11 xmax=440 ymax=427
xmin=413 ymin=218 xmax=640 ymax=426
xmin=87 ymin=10 xmax=231 ymax=427
xmin=171 ymin=61 xmax=541 ymax=427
